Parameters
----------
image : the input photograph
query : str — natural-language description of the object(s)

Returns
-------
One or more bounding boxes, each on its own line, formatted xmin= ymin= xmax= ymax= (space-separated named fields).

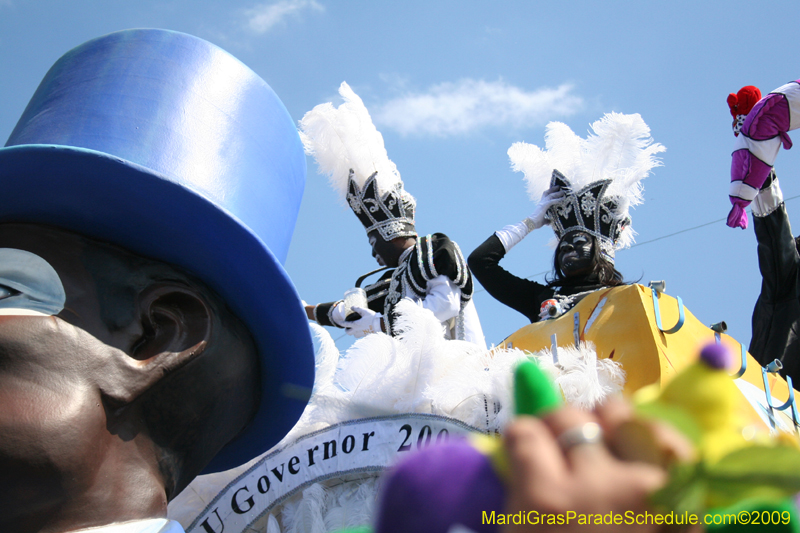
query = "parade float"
xmin=170 ymin=286 xmax=800 ymax=533
xmin=501 ymin=282 xmax=799 ymax=434
xmin=5 ymin=24 xmax=799 ymax=533
xmin=169 ymin=98 xmax=800 ymax=533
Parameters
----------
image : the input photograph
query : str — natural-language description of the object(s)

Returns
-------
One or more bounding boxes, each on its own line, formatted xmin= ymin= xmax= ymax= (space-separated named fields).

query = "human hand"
xmin=598 ymin=397 xmax=696 ymax=469
xmin=526 ymin=186 xmax=566 ymax=230
xmin=344 ymin=306 xmax=383 ymax=338
xmin=501 ymin=403 xmax=691 ymax=533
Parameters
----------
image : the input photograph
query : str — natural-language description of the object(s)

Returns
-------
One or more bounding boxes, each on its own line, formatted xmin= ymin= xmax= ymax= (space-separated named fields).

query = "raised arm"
xmin=468 ymin=188 xmax=564 ymax=322
xmin=469 ymin=233 xmax=550 ymax=323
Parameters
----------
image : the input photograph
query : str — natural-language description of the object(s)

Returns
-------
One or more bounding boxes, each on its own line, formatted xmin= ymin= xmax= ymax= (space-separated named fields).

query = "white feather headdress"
xmin=299 ymin=82 xmax=401 ymax=200
xmin=508 ymin=112 xmax=665 ymax=253
xmin=299 ymin=82 xmax=416 ymax=240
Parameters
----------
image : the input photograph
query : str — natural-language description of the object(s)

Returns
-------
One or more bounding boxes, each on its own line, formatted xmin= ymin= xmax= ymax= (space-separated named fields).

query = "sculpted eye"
xmin=0 ymin=285 xmax=18 ymax=300
xmin=0 ymin=249 xmax=65 ymax=316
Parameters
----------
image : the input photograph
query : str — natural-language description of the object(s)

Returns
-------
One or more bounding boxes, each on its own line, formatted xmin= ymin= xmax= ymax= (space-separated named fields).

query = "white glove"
xmin=495 ymin=187 xmax=566 ymax=253
xmin=526 ymin=186 xmax=566 ymax=230
xmin=344 ymin=306 xmax=383 ymax=338
xmin=329 ymin=301 xmax=348 ymax=327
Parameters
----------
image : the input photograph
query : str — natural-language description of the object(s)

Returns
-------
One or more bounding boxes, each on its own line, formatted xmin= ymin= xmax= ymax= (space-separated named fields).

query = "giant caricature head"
xmin=0 ymin=30 xmax=314 ymax=532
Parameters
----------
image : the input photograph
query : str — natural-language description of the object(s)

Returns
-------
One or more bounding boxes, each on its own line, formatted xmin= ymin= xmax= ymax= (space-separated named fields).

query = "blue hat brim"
xmin=0 ymin=144 xmax=314 ymax=473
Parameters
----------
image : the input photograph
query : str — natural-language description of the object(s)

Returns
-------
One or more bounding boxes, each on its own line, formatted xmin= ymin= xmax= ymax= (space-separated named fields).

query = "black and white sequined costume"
xmin=316 ymin=233 xmax=485 ymax=347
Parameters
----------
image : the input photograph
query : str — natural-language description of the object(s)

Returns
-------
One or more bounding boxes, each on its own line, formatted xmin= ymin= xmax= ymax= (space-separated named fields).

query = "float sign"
xmin=188 ymin=413 xmax=482 ymax=533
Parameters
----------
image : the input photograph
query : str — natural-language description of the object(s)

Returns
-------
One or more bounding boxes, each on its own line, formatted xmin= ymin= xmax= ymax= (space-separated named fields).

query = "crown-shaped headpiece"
xmin=509 ymin=112 xmax=665 ymax=262
xmin=347 ymin=170 xmax=416 ymax=240
xmin=300 ymin=82 xmax=417 ymax=241
xmin=546 ymin=170 xmax=627 ymax=260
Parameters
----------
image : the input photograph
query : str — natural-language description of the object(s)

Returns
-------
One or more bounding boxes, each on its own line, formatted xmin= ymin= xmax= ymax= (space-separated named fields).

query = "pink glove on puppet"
xmin=728 ymin=80 xmax=799 ymax=229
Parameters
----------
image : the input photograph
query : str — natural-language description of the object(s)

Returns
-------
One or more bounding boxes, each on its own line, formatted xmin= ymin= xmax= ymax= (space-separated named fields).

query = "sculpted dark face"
xmin=0 ymin=224 xmax=133 ymax=531
xmin=557 ymin=231 xmax=595 ymax=278
xmin=0 ymin=223 xmax=258 ymax=533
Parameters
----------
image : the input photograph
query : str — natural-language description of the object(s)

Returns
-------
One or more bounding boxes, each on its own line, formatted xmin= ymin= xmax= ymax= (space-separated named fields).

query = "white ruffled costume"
xmin=168 ymin=301 xmax=624 ymax=533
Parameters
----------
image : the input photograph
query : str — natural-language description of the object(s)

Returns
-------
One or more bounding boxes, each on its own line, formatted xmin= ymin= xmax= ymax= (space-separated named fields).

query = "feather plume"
xmin=532 ymin=341 xmax=625 ymax=409
xmin=299 ymin=82 xmax=402 ymax=202
xmin=583 ymin=113 xmax=665 ymax=207
xmin=281 ymin=484 xmax=327 ymax=533
xmin=310 ymin=322 xmax=339 ymax=394
xmin=508 ymin=141 xmax=552 ymax=204
xmin=322 ymin=478 xmax=380 ymax=531
xmin=265 ymin=514 xmax=281 ymax=533
xmin=543 ymin=121 xmax=583 ymax=188
xmin=508 ymin=112 xmax=664 ymax=250
xmin=271 ymin=477 xmax=381 ymax=533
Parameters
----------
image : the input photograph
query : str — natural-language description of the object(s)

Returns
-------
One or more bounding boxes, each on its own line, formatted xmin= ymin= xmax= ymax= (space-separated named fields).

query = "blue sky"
xmin=2 ymin=0 xmax=800 ymax=353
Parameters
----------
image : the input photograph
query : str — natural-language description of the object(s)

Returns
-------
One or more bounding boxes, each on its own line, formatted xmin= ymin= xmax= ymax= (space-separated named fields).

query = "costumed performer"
xmin=300 ymin=82 xmax=485 ymax=347
xmin=469 ymin=113 xmax=664 ymax=323
xmin=0 ymin=30 xmax=314 ymax=533
xmin=728 ymin=83 xmax=800 ymax=385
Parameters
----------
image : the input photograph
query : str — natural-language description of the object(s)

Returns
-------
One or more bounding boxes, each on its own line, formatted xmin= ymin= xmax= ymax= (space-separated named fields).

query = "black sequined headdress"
xmin=347 ymin=170 xmax=416 ymax=240
xmin=546 ymin=170 xmax=628 ymax=261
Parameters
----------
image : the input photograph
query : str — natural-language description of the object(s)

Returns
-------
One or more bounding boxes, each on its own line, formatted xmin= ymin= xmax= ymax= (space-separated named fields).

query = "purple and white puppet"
xmin=728 ymin=79 xmax=800 ymax=229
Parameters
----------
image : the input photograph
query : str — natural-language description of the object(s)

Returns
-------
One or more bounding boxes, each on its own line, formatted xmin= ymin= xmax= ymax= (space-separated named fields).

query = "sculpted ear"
xmin=98 ymin=284 xmax=212 ymax=406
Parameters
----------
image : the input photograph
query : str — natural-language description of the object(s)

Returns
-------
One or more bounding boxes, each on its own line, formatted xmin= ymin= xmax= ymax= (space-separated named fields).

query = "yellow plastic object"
xmin=499 ymin=284 xmax=797 ymax=432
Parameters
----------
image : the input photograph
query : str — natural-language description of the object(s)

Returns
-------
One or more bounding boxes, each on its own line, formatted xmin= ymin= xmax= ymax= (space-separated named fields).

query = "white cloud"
xmin=373 ymin=79 xmax=583 ymax=137
xmin=244 ymin=0 xmax=324 ymax=34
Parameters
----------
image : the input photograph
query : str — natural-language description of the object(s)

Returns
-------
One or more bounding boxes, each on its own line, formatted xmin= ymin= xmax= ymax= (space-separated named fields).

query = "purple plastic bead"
xmin=700 ymin=343 xmax=730 ymax=370
xmin=376 ymin=438 xmax=504 ymax=533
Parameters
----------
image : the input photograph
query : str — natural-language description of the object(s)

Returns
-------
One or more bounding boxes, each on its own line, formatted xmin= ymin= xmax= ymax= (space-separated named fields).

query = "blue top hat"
xmin=0 ymin=29 xmax=314 ymax=473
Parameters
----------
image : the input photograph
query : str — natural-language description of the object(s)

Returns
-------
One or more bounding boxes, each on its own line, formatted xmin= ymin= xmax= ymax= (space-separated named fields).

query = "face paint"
xmin=369 ymin=234 xmax=386 ymax=267
xmin=557 ymin=231 xmax=594 ymax=278
xmin=0 ymin=248 xmax=66 ymax=316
